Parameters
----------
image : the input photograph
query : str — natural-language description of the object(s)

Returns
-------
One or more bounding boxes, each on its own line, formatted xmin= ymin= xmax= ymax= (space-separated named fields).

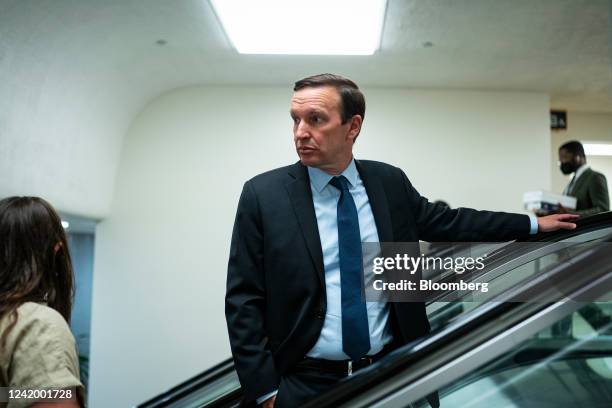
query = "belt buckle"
xmin=348 ymin=357 xmax=374 ymax=376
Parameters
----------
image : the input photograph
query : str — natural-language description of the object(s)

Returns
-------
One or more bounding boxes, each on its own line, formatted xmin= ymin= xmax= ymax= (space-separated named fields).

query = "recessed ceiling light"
xmin=61 ymin=220 xmax=70 ymax=229
xmin=584 ymin=143 xmax=612 ymax=156
xmin=210 ymin=0 xmax=387 ymax=55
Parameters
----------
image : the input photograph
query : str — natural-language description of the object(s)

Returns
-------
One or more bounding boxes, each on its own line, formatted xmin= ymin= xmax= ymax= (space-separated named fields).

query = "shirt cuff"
xmin=528 ymin=214 xmax=538 ymax=234
xmin=256 ymin=390 xmax=278 ymax=405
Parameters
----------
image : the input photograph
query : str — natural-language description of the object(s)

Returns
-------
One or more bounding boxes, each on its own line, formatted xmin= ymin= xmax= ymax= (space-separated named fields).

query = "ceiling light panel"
xmin=584 ymin=143 xmax=612 ymax=156
xmin=210 ymin=0 xmax=387 ymax=55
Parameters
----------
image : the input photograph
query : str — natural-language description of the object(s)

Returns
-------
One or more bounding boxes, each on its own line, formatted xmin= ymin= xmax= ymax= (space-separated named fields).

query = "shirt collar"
xmin=307 ymin=158 xmax=359 ymax=193
xmin=575 ymin=164 xmax=590 ymax=180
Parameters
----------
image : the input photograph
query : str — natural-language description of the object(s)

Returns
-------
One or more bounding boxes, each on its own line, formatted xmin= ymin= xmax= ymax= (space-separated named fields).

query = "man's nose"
xmin=295 ymin=121 xmax=310 ymax=139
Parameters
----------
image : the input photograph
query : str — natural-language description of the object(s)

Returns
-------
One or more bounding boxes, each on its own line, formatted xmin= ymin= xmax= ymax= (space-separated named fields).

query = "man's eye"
xmin=311 ymin=115 xmax=322 ymax=124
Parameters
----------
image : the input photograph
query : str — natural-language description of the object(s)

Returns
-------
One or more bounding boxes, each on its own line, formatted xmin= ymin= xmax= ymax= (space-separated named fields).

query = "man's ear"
xmin=347 ymin=115 xmax=363 ymax=142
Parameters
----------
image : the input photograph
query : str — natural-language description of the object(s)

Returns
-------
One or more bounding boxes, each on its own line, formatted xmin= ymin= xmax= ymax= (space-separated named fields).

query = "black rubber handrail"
xmin=302 ymin=237 xmax=612 ymax=407
xmin=137 ymin=358 xmax=237 ymax=407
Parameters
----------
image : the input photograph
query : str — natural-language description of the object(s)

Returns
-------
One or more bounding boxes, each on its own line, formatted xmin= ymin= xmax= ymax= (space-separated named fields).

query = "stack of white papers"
xmin=523 ymin=190 xmax=577 ymax=212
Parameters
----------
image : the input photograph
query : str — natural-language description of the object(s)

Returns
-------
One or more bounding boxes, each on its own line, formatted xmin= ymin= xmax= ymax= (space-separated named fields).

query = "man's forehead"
xmin=290 ymin=86 xmax=340 ymax=111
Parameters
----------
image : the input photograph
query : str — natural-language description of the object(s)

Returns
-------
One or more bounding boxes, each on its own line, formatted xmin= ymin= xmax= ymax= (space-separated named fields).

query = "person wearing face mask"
xmin=558 ymin=140 xmax=609 ymax=216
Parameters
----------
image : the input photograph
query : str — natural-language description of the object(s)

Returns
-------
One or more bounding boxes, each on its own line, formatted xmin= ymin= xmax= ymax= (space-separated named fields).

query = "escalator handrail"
xmin=302 ymin=237 xmax=612 ymax=407
xmin=137 ymin=212 xmax=612 ymax=407
xmin=424 ymin=213 xmax=612 ymax=303
xmin=136 ymin=358 xmax=236 ymax=407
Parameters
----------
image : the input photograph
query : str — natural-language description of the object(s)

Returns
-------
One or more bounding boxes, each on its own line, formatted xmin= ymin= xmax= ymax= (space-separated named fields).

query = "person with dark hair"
xmin=558 ymin=140 xmax=609 ymax=216
xmin=225 ymin=73 xmax=578 ymax=408
xmin=0 ymin=197 xmax=84 ymax=408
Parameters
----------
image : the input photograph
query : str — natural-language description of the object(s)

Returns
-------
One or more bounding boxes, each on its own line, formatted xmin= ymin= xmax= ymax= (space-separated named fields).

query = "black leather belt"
xmin=297 ymin=345 xmax=391 ymax=376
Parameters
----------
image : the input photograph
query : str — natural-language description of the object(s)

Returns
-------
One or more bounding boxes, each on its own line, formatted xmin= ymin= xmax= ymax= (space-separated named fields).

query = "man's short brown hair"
xmin=294 ymin=74 xmax=366 ymax=124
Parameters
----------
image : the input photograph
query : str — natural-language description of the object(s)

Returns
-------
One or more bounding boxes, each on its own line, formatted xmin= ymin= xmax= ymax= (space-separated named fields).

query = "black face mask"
xmin=560 ymin=162 xmax=577 ymax=175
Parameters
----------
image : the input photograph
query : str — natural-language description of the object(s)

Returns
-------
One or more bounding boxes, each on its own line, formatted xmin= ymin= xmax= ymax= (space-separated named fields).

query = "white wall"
xmin=362 ymin=89 xmax=551 ymax=211
xmin=0 ymin=0 xmax=228 ymax=218
xmin=0 ymin=1 xmax=131 ymax=217
xmin=550 ymin=111 xmax=612 ymax=203
xmin=89 ymin=86 xmax=550 ymax=407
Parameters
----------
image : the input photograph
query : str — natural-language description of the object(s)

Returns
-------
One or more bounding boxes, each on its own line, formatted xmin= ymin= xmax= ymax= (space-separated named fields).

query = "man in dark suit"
xmin=225 ymin=74 xmax=578 ymax=407
xmin=559 ymin=140 xmax=609 ymax=216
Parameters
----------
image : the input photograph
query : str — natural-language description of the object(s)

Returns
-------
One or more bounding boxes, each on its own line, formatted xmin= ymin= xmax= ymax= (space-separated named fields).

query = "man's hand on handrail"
xmin=537 ymin=213 xmax=579 ymax=232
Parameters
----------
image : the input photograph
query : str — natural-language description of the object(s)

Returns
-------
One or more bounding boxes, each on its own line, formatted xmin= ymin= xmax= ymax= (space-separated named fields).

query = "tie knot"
xmin=329 ymin=176 xmax=350 ymax=192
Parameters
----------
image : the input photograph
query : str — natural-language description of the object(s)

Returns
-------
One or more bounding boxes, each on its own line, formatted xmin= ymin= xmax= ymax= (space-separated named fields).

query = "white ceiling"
xmin=1 ymin=0 xmax=610 ymax=217
xmin=3 ymin=0 xmax=610 ymax=107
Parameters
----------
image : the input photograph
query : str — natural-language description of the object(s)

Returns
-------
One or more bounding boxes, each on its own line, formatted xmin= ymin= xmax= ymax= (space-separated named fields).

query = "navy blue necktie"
xmin=329 ymin=176 xmax=370 ymax=361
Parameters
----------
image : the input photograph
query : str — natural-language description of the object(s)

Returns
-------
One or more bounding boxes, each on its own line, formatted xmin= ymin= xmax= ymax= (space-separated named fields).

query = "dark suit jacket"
xmin=225 ymin=160 xmax=531 ymax=403
xmin=568 ymin=168 xmax=609 ymax=216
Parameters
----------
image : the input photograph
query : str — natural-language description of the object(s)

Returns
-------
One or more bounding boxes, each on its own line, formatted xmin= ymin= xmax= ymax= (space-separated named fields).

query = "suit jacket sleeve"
xmin=575 ymin=172 xmax=610 ymax=216
xmin=399 ymin=170 xmax=531 ymax=241
xmin=225 ymin=180 xmax=280 ymax=403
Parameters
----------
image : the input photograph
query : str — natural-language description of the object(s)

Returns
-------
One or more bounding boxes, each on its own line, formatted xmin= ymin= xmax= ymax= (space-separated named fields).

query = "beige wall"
xmin=550 ymin=111 xmax=612 ymax=203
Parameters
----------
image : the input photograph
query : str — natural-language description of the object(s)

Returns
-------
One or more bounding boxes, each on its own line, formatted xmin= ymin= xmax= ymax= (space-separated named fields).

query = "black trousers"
xmin=273 ymin=362 xmax=439 ymax=408
xmin=274 ymin=363 xmax=346 ymax=407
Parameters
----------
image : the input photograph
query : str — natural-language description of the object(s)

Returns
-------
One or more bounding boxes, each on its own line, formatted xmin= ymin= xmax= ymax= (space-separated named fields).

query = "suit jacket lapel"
xmin=355 ymin=159 xmax=394 ymax=242
xmin=284 ymin=160 xmax=395 ymax=288
xmin=573 ymin=168 xmax=592 ymax=195
xmin=286 ymin=162 xmax=325 ymax=288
